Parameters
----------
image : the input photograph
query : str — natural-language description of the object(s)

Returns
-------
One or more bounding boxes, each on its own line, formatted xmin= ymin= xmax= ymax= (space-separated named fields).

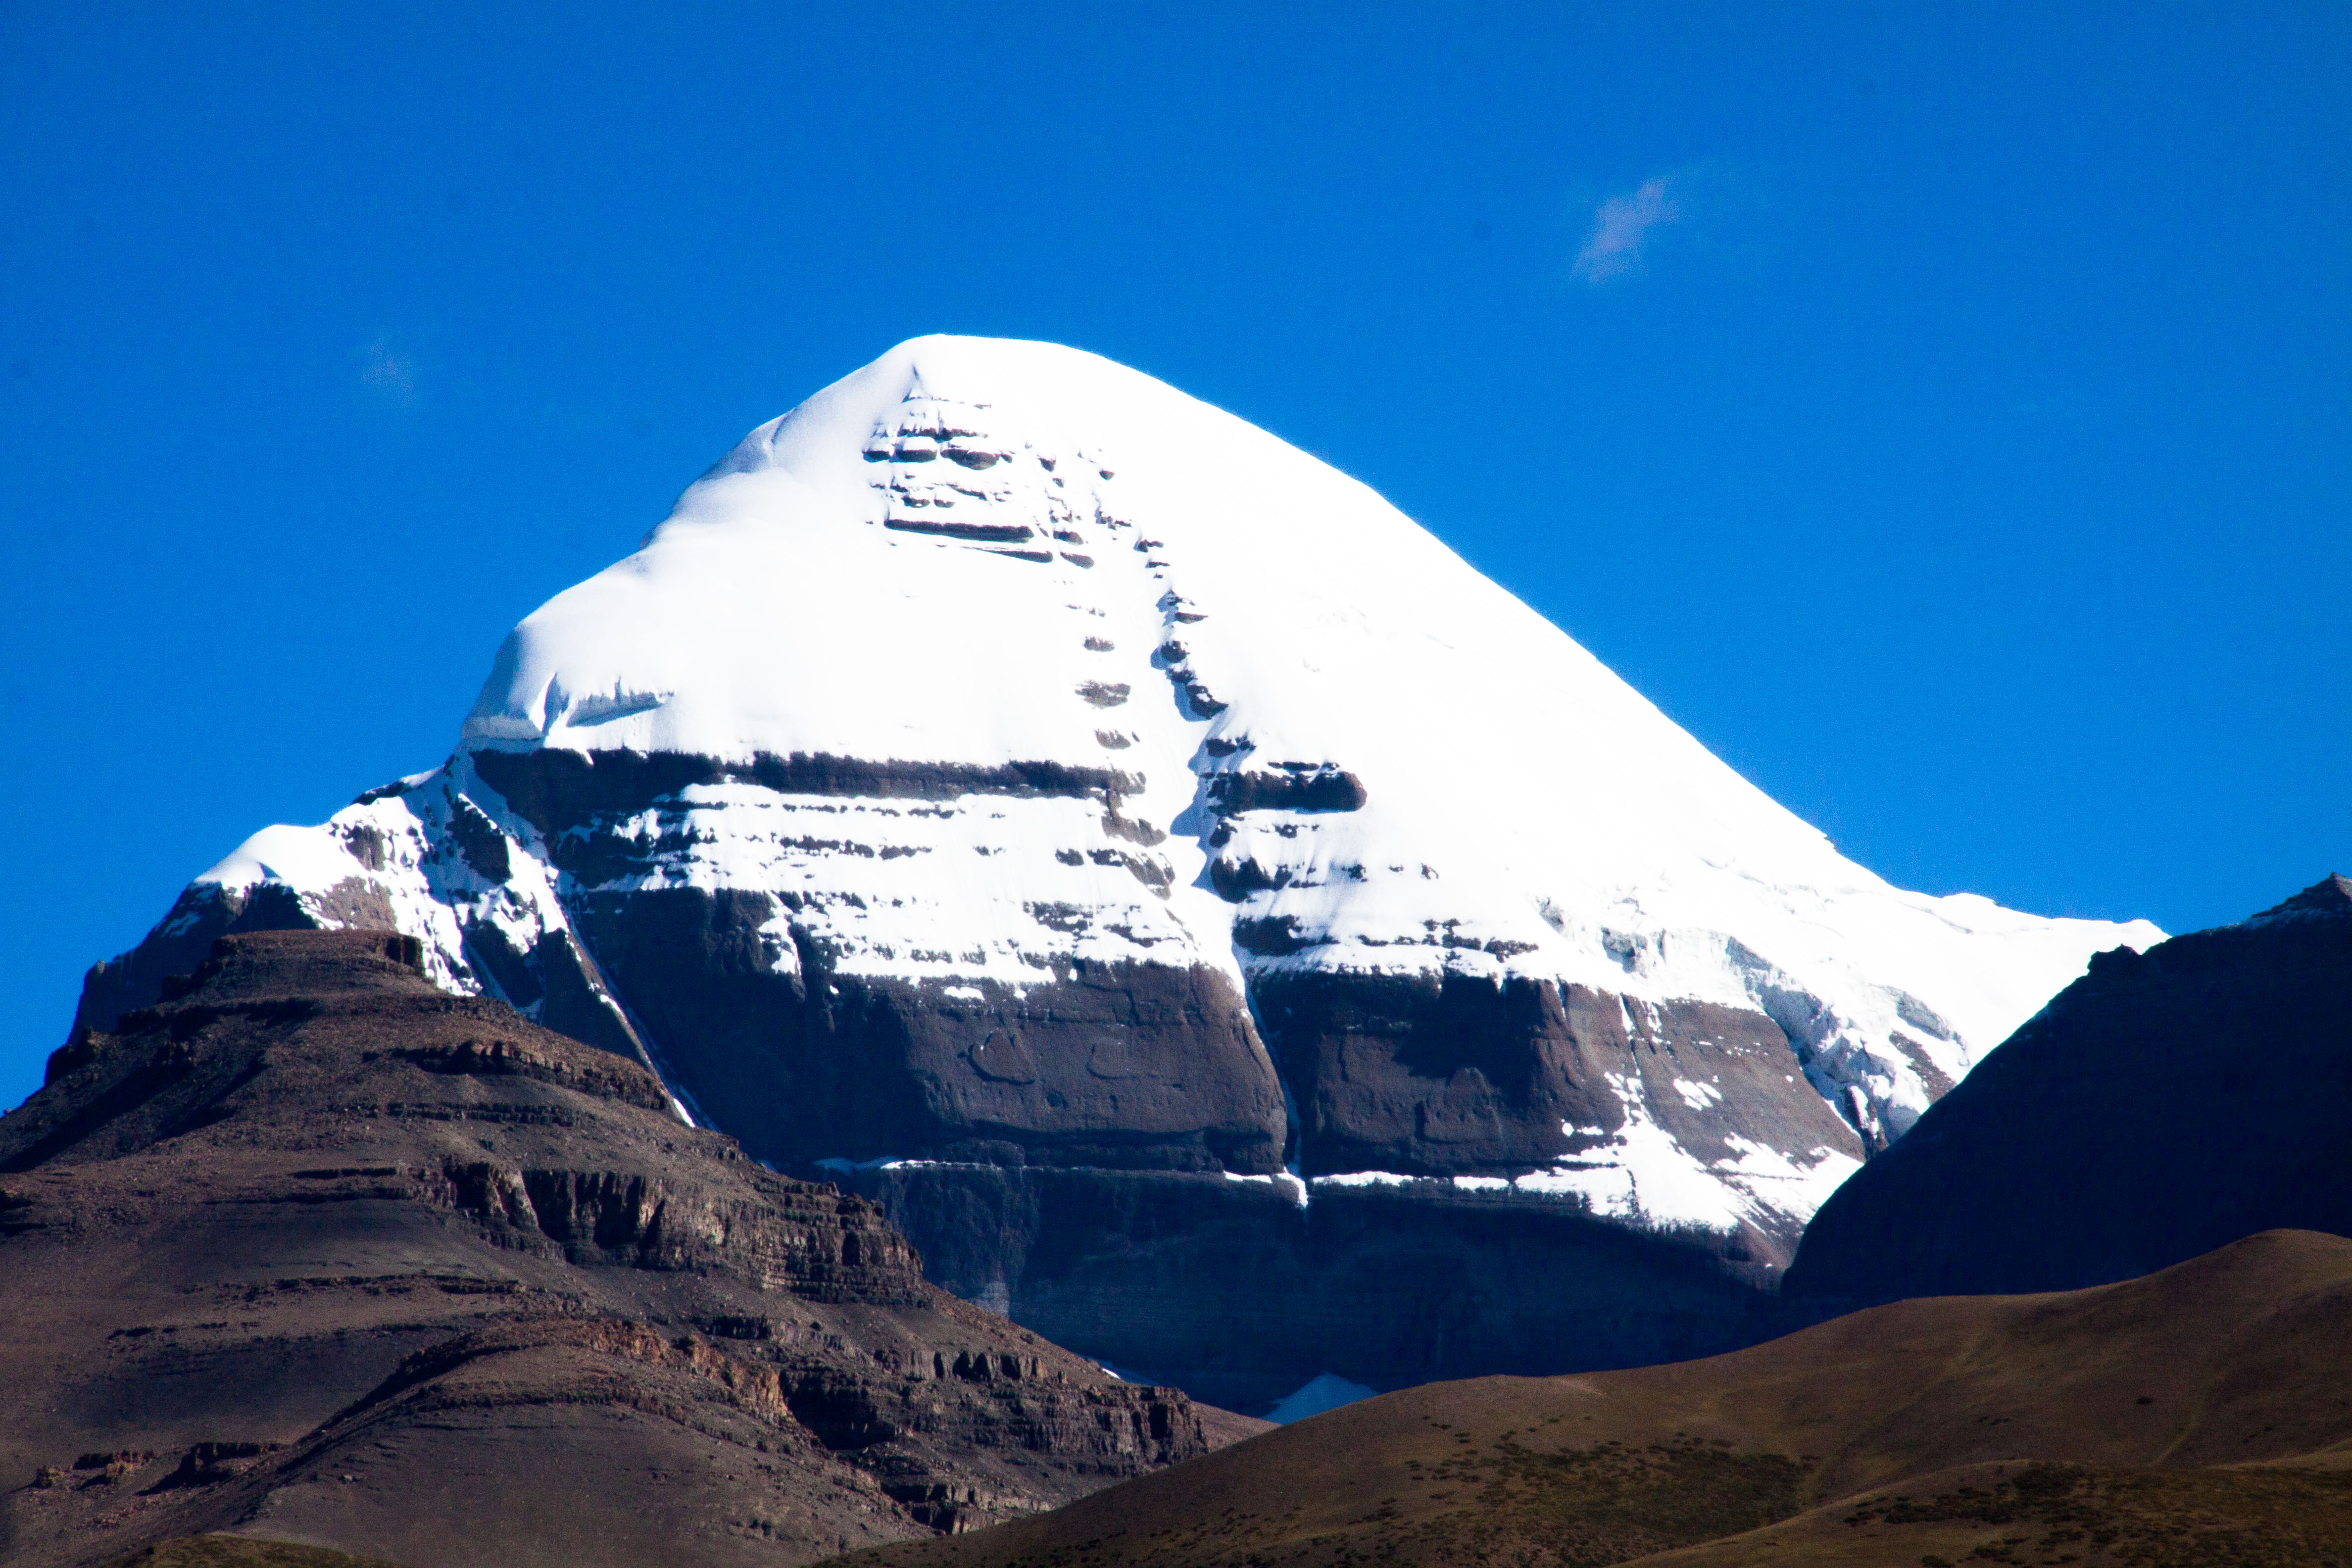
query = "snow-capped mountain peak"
xmin=87 ymin=335 xmax=2159 ymax=1280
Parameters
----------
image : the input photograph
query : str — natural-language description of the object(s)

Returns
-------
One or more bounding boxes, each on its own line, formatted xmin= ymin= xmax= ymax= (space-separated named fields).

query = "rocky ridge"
xmin=2 ymin=931 xmax=1251 ymax=1568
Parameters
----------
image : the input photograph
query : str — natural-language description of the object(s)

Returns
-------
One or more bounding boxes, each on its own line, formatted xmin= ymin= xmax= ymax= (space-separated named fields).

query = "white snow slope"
xmin=178 ymin=336 xmax=2159 ymax=1236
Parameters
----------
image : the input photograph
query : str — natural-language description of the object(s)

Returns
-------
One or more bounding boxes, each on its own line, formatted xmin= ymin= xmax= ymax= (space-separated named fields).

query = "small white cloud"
xmin=1573 ymin=176 xmax=1679 ymax=283
xmin=361 ymin=339 xmax=418 ymax=401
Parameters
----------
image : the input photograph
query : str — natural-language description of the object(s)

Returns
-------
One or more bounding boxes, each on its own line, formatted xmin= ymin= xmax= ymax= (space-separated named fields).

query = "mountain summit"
xmin=75 ymin=337 xmax=2158 ymax=1401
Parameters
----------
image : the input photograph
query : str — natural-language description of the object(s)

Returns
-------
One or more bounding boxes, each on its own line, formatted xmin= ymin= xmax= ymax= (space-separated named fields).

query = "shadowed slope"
xmin=1785 ymin=874 xmax=2352 ymax=1303
xmin=820 ymin=1229 xmax=2352 ymax=1568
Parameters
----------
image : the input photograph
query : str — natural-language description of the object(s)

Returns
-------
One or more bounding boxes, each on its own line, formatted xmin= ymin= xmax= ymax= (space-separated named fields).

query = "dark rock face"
xmin=1251 ymin=971 xmax=1859 ymax=1179
xmin=2 ymin=931 xmax=1255 ymax=1568
xmin=566 ymin=884 xmax=1286 ymax=1176
xmin=471 ymin=746 xmax=1141 ymax=830
xmin=841 ymin=1165 xmax=1803 ymax=1412
xmin=1784 ymin=876 xmax=2352 ymax=1304
xmin=828 ymin=969 xmax=1864 ymax=1410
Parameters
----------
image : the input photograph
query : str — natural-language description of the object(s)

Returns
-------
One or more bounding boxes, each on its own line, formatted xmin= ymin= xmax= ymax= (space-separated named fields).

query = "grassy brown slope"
xmin=823 ymin=1229 xmax=2352 ymax=1568
xmin=1627 ymin=1459 xmax=2352 ymax=1568
xmin=103 ymin=1538 xmax=414 ymax=1568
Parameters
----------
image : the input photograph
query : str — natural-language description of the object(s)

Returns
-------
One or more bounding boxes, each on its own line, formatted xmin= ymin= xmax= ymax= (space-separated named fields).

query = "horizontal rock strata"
xmin=0 ymin=932 xmax=1252 ymax=1568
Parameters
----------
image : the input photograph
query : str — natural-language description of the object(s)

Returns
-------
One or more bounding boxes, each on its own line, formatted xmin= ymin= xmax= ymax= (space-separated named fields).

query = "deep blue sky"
xmin=3 ymin=3 xmax=2346 ymax=1107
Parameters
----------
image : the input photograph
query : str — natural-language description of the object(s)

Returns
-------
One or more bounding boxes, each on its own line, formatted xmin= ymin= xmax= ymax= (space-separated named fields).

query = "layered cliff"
xmin=72 ymin=336 xmax=2158 ymax=1402
xmin=3 ymin=931 xmax=1247 ymax=1568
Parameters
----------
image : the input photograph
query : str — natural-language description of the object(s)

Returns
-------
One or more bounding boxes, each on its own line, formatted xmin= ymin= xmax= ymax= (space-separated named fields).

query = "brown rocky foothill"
xmin=0 ymin=930 xmax=1261 ymax=1568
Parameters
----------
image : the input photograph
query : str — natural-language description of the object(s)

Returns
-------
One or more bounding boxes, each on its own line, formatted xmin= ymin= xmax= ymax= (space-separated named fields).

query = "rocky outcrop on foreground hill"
xmin=1784 ymin=875 xmax=2352 ymax=1304
xmin=0 ymin=931 xmax=1251 ymax=1568
xmin=73 ymin=337 xmax=2159 ymax=1407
